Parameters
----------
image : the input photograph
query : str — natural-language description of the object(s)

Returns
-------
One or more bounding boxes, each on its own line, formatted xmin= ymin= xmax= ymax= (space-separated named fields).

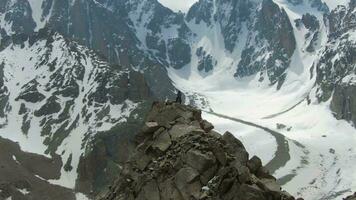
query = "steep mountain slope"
xmin=0 ymin=29 xmax=153 ymax=198
xmin=0 ymin=0 xmax=181 ymax=98
xmin=316 ymin=1 xmax=356 ymax=125
xmin=0 ymin=0 xmax=355 ymax=199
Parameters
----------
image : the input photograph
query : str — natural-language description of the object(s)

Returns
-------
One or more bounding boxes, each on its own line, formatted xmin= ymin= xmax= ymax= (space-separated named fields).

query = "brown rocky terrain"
xmin=97 ymin=102 xmax=296 ymax=200
xmin=0 ymin=137 xmax=75 ymax=200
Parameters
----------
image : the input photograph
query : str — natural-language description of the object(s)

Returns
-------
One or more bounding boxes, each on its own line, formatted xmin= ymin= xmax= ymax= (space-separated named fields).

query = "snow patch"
xmin=27 ymin=0 xmax=47 ymax=31
xmin=17 ymin=188 xmax=30 ymax=195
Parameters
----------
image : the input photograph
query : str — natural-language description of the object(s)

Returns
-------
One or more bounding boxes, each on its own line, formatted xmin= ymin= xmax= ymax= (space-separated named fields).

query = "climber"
xmin=175 ymin=90 xmax=182 ymax=104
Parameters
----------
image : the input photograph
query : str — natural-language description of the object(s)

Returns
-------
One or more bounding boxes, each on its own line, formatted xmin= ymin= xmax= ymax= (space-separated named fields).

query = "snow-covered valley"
xmin=0 ymin=0 xmax=355 ymax=199
xmin=165 ymin=0 xmax=356 ymax=199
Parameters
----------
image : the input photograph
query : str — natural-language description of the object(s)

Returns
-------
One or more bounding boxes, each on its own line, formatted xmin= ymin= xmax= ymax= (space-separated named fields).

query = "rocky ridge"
xmin=98 ymin=102 xmax=295 ymax=200
xmin=345 ymin=193 xmax=356 ymax=200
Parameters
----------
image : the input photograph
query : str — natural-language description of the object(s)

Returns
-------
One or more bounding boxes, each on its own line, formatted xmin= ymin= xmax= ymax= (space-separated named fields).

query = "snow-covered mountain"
xmin=0 ymin=0 xmax=355 ymax=199
xmin=0 ymin=29 xmax=152 ymax=198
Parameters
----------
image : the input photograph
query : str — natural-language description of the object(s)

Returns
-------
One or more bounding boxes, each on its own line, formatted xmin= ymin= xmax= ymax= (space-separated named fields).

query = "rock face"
xmin=97 ymin=102 xmax=295 ymax=200
xmin=315 ymin=0 xmax=356 ymax=125
xmin=0 ymin=29 xmax=153 ymax=197
xmin=0 ymin=136 xmax=75 ymax=200
xmin=187 ymin=0 xmax=297 ymax=85
xmin=345 ymin=193 xmax=356 ymax=200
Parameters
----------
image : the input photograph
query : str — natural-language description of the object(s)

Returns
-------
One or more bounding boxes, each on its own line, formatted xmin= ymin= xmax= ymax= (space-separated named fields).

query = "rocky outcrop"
xmin=97 ymin=102 xmax=295 ymax=200
xmin=315 ymin=0 xmax=356 ymax=125
xmin=234 ymin=0 xmax=296 ymax=87
xmin=0 ymin=136 xmax=75 ymax=200
xmin=345 ymin=193 xmax=356 ymax=200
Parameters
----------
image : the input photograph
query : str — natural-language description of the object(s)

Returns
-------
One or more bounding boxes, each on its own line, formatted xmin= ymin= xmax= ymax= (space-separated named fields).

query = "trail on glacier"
xmin=204 ymin=110 xmax=291 ymax=175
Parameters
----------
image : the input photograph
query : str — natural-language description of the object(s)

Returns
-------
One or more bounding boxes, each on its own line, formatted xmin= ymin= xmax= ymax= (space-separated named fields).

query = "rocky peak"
xmin=98 ymin=102 xmax=295 ymax=200
xmin=258 ymin=0 xmax=296 ymax=57
xmin=186 ymin=0 xmax=214 ymax=26
xmin=235 ymin=0 xmax=296 ymax=87
xmin=0 ymin=0 xmax=36 ymax=35
xmin=315 ymin=1 xmax=356 ymax=125
xmin=327 ymin=0 xmax=356 ymax=37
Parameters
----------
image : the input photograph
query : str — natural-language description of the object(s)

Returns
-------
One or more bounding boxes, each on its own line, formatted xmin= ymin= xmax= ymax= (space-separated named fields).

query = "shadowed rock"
xmin=345 ymin=193 xmax=356 ymax=200
xmin=97 ymin=102 xmax=296 ymax=200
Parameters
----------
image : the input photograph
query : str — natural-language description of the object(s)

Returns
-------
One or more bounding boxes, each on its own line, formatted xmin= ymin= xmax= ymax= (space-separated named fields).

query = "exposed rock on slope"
xmin=0 ymin=29 xmax=153 ymax=196
xmin=98 ymin=102 xmax=295 ymax=200
xmin=0 ymin=136 xmax=75 ymax=200
xmin=345 ymin=193 xmax=356 ymax=200
xmin=316 ymin=0 xmax=356 ymax=125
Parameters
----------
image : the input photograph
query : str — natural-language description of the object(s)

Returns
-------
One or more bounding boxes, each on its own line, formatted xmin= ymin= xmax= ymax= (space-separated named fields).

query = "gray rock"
xmin=158 ymin=178 xmax=184 ymax=200
xmin=247 ymin=156 xmax=263 ymax=174
xmin=133 ymin=151 xmax=151 ymax=171
xmin=258 ymin=178 xmax=281 ymax=193
xmin=222 ymin=131 xmax=246 ymax=151
xmin=169 ymin=124 xmax=200 ymax=141
xmin=175 ymin=167 xmax=200 ymax=184
xmin=137 ymin=180 xmax=160 ymax=200
xmin=141 ymin=122 xmax=160 ymax=135
xmin=207 ymin=130 xmax=221 ymax=138
xmin=233 ymin=161 xmax=251 ymax=184
xmin=200 ymin=164 xmax=218 ymax=185
xmin=212 ymin=146 xmax=227 ymax=166
xmin=152 ymin=131 xmax=172 ymax=152
xmin=185 ymin=149 xmax=216 ymax=173
xmin=238 ymin=184 xmax=267 ymax=200
xmin=98 ymin=102 xmax=296 ymax=200
xmin=344 ymin=193 xmax=356 ymax=200
xmin=201 ymin=120 xmax=214 ymax=132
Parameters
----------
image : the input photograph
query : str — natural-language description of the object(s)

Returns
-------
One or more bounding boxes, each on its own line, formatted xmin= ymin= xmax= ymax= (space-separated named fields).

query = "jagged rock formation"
xmin=316 ymin=0 xmax=356 ymax=125
xmin=1 ymin=0 xmax=356 ymax=198
xmin=98 ymin=102 xmax=295 ymax=200
xmin=345 ymin=193 xmax=356 ymax=200
xmin=0 ymin=29 xmax=153 ymax=196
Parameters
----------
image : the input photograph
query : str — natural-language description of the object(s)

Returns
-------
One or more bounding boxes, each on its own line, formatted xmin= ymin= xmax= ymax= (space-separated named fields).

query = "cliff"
xmin=97 ymin=102 xmax=295 ymax=200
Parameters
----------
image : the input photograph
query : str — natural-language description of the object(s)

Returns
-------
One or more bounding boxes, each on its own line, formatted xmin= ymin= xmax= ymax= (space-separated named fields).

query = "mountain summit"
xmin=0 ymin=0 xmax=356 ymax=199
xmin=98 ymin=101 xmax=296 ymax=200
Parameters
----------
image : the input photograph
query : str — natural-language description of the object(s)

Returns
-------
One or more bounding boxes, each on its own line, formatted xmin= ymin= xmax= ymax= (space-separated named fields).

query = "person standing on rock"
xmin=176 ymin=90 xmax=182 ymax=104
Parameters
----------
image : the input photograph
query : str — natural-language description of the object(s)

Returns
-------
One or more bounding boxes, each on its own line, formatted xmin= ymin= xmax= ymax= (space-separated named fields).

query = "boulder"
xmin=141 ymin=122 xmax=160 ymax=135
xmin=222 ymin=131 xmax=246 ymax=151
xmin=247 ymin=156 xmax=263 ymax=174
xmin=169 ymin=124 xmax=201 ymax=141
xmin=151 ymin=131 xmax=172 ymax=152
xmin=200 ymin=120 xmax=214 ymax=132
xmin=185 ymin=149 xmax=216 ymax=173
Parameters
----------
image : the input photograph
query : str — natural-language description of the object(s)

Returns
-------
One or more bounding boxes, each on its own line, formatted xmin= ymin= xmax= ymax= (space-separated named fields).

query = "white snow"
xmin=27 ymin=0 xmax=47 ymax=31
xmin=166 ymin=0 xmax=356 ymax=199
xmin=76 ymin=193 xmax=90 ymax=200
xmin=17 ymin=188 xmax=30 ymax=195
xmin=0 ymin=34 xmax=137 ymax=191
xmin=0 ymin=39 xmax=52 ymax=157
xmin=12 ymin=155 xmax=20 ymax=165
xmin=158 ymin=0 xmax=198 ymax=12
xmin=342 ymin=74 xmax=356 ymax=85
xmin=35 ymin=174 xmax=47 ymax=181
xmin=322 ymin=0 xmax=350 ymax=10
